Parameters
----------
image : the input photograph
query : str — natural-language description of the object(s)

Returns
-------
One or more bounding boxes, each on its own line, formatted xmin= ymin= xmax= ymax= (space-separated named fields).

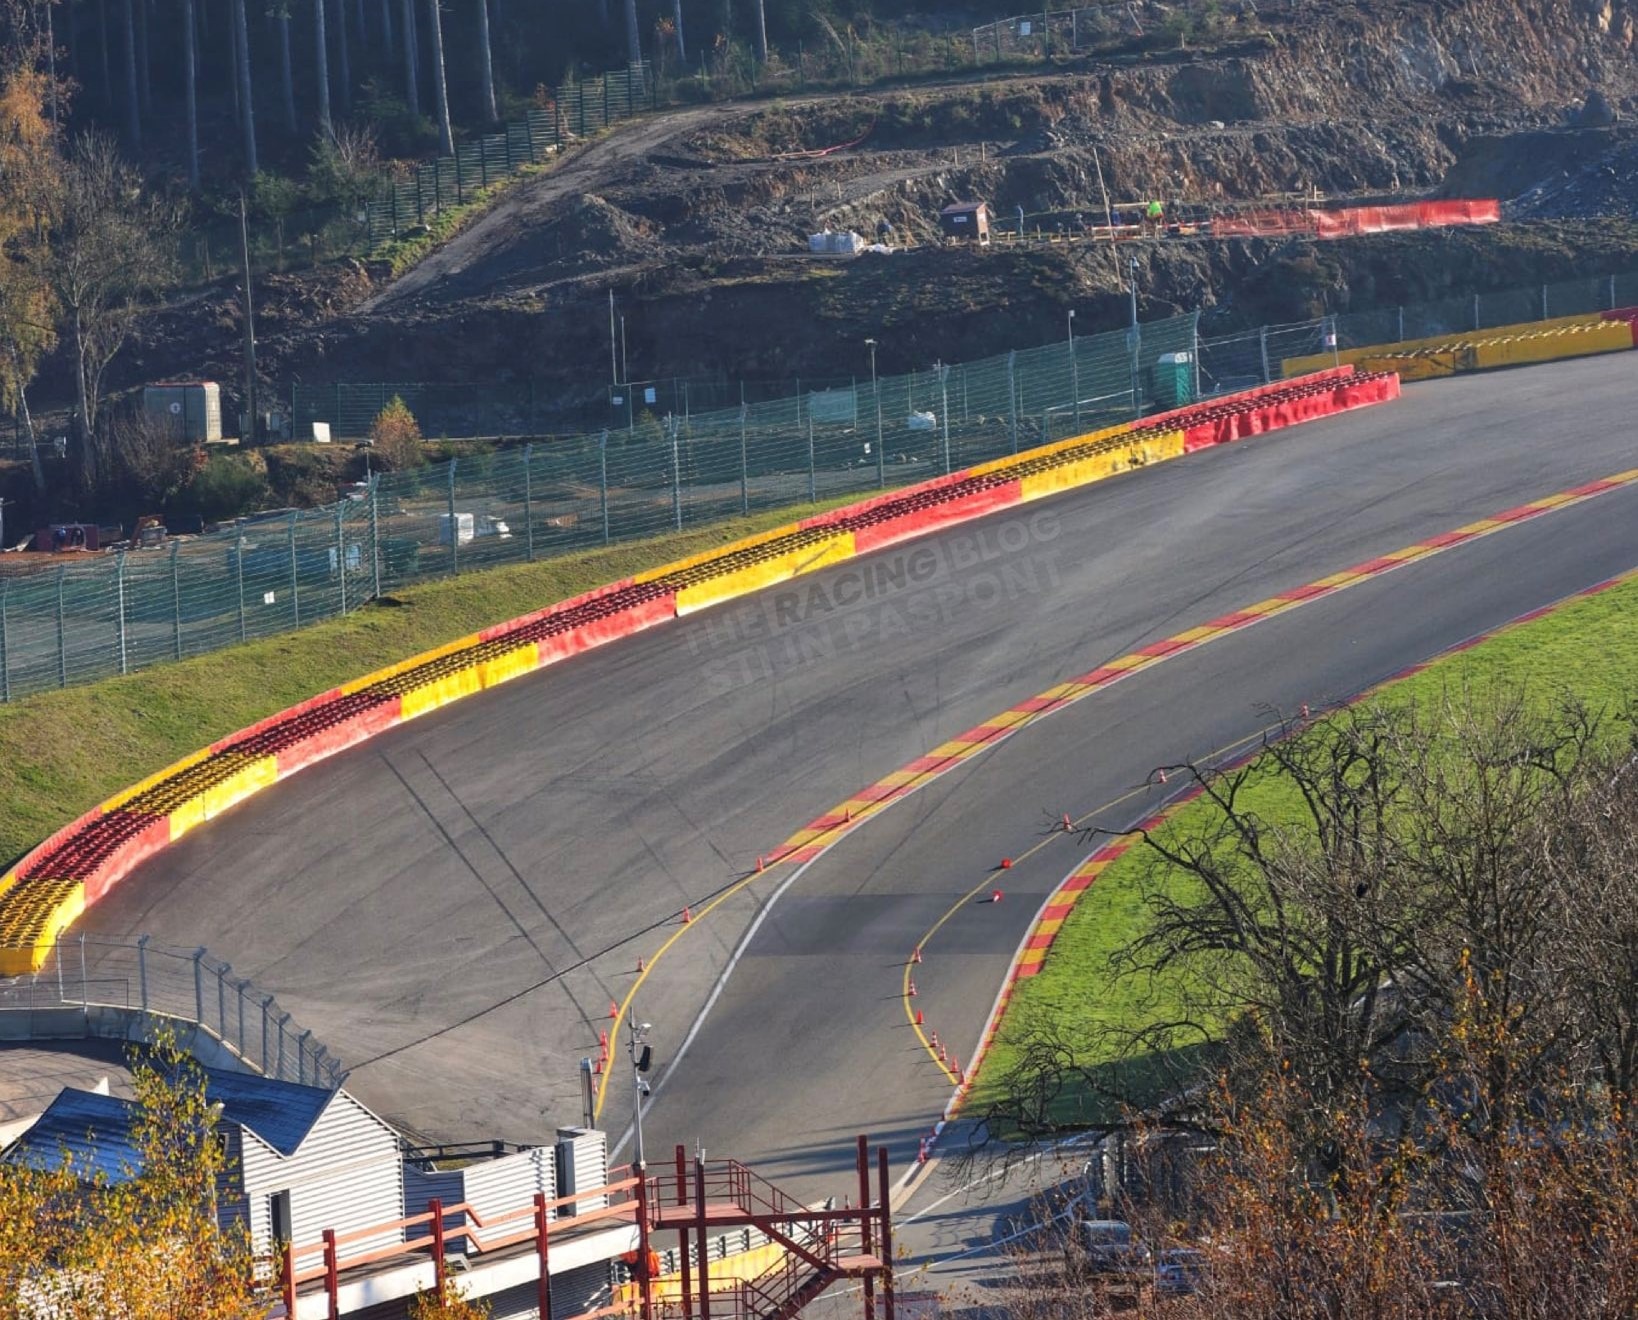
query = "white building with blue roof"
xmin=9 ymin=1067 xmax=404 ymax=1259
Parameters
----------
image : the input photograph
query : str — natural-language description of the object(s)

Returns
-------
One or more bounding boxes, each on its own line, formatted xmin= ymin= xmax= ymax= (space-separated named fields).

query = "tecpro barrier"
xmin=0 ymin=370 xmax=1399 ymax=972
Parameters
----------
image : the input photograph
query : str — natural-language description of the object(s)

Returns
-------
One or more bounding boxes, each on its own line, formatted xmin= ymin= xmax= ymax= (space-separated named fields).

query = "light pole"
xmin=0 ymin=497 xmax=10 ymax=553
xmin=627 ymin=1014 xmax=652 ymax=1171
xmin=936 ymin=361 xmax=950 ymax=473
xmin=865 ymin=338 xmax=884 ymax=488
xmin=1127 ymin=258 xmax=1142 ymax=417
xmin=1067 ymin=308 xmax=1079 ymax=429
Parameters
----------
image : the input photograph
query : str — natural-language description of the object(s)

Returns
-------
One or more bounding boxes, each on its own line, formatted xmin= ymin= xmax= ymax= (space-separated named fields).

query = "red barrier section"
xmin=83 ymin=814 xmax=174 ymax=903
xmin=1212 ymin=199 xmax=1498 ymax=241
xmin=851 ymin=479 xmax=1025 ymax=556
xmin=476 ymin=577 xmax=639 ymax=645
xmin=1182 ymin=370 xmax=1398 ymax=452
xmin=537 ymin=592 xmax=677 ymax=664
xmin=796 ymin=469 xmax=980 ymax=533
xmin=273 ymin=697 xmax=406 ymax=777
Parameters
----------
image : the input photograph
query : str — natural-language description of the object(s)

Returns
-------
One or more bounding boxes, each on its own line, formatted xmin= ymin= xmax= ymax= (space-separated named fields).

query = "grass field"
xmin=968 ymin=569 xmax=1638 ymax=1119
xmin=0 ymin=494 xmax=861 ymax=868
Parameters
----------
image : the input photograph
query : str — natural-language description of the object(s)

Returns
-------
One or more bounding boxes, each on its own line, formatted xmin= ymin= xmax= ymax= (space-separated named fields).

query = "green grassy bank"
xmin=0 ymin=496 xmax=859 ymax=867
xmin=968 ymin=570 xmax=1638 ymax=1118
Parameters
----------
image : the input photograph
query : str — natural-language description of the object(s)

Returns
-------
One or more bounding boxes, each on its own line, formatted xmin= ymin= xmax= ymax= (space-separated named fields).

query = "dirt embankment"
xmin=102 ymin=0 xmax=1638 ymax=428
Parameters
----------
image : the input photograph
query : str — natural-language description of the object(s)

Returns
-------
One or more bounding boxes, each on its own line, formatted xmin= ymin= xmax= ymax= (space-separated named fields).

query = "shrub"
xmin=184 ymin=454 xmax=271 ymax=523
xmin=369 ymin=396 xmax=427 ymax=471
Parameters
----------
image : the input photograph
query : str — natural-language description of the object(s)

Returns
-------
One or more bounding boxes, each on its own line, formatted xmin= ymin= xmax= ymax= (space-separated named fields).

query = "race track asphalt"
xmin=75 ymin=355 xmax=1638 ymax=1198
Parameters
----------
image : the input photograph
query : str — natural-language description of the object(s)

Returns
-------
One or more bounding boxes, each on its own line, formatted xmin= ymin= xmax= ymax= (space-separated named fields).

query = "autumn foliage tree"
xmin=0 ymin=1035 xmax=270 ymax=1319
xmin=369 ymin=393 xmax=426 ymax=469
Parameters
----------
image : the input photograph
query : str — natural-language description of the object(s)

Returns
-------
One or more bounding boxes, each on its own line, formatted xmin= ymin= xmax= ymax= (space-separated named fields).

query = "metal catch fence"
xmin=1333 ymin=272 xmax=1638 ymax=349
xmin=0 ymin=933 xmax=344 ymax=1089
xmin=1 ymin=312 xmax=1198 ymax=703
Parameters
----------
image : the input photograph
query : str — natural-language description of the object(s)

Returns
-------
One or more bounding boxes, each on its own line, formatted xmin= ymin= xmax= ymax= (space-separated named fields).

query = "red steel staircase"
xmin=641 ymin=1136 xmax=896 ymax=1320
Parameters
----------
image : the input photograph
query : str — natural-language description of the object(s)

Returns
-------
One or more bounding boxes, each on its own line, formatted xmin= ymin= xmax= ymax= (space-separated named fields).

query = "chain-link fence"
xmin=1 ymin=312 xmax=1198 ymax=702
xmin=0 ymin=933 xmax=344 ymax=1088
xmin=1196 ymin=319 xmax=1333 ymax=394
xmin=1334 ymin=272 xmax=1638 ymax=349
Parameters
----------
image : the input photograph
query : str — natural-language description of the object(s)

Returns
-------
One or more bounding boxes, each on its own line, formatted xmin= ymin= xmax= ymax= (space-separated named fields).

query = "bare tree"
xmin=312 ymin=0 xmax=331 ymax=136
xmin=40 ymin=132 xmax=176 ymax=486
xmin=423 ymin=0 xmax=450 ymax=153
xmin=399 ymin=0 xmax=418 ymax=116
xmin=181 ymin=0 xmax=198 ymax=185
xmin=231 ymin=0 xmax=256 ymax=173
xmin=474 ymin=0 xmax=495 ymax=123
xmin=275 ymin=3 xmax=297 ymax=133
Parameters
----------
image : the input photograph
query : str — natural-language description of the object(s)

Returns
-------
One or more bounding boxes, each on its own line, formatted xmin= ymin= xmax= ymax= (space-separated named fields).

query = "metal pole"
xmin=523 ymin=443 xmax=535 ymax=561
xmin=239 ymin=192 xmax=259 ymax=444
xmin=1067 ymin=310 xmax=1079 ymax=427
xmin=670 ymin=422 xmax=682 ymax=532
xmin=79 ymin=932 xmax=88 ymax=1007
xmin=1397 ymin=306 xmax=1405 ymax=342
xmin=807 ymin=417 xmax=816 ymax=502
xmin=1007 ymin=351 xmax=1018 ymax=453
xmin=865 ymin=340 xmax=884 ymax=488
xmin=1259 ymin=326 xmax=1271 ymax=384
xmin=288 ymin=512 xmax=300 ymax=626
xmin=0 ymin=578 xmax=8 ymax=704
xmin=694 ymin=1157 xmax=711 ymax=1320
xmin=939 ymin=367 xmax=951 ymax=473
xmin=1541 ymin=283 xmax=1549 ymax=320
xmin=878 ymin=1147 xmax=895 ymax=1320
xmin=335 ymin=506 xmax=347 ymax=615
xmin=171 ymin=541 xmax=182 ymax=660
xmin=599 ymin=431 xmax=611 ymax=544
xmin=114 ymin=551 xmax=127 ymax=675
xmin=535 ymin=1193 xmax=553 ymax=1320
xmin=56 ymin=566 xmax=66 ymax=688
xmin=858 ymin=1135 xmax=875 ymax=1320
xmin=235 ymin=528 xmax=246 ymax=642
xmin=738 ymin=407 xmax=749 ymax=515
xmin=636 ymin=1166 xmax=654 ymax=1320
xmin=1473 ymin=293 xmax=1481 ymax=332
xmin=217 ymin=964 xmax=229 ymax=1037
xmin=137 ymin=935 xmax=149 ymax=1010
xmin=369 ymin=476 xmax=381 ymax=598
xmin=447 ymin=457 xmax=459 ymax=575
xmin=193 ymin=948 xmax=205 ymax=1023
xmin=262 ymin=995 xmax=275 ymax=1074
xmin=1610 ymin=274 xmax=1618 ymax=311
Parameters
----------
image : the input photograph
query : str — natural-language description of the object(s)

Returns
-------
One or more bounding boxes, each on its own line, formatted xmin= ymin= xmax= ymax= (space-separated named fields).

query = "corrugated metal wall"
xmin=238 ymin=1091 xmax=404 ymax=1257
xmin=554 ymin=1129 xmax=608 ymax=1218
xmin=404 ymin=1146 xmax=558 ymax=1250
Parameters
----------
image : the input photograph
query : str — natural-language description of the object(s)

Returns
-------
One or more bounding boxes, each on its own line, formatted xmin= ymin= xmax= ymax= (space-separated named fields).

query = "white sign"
xmin=644 ymin=387 xmax=657 ymax=405
xmin=1019 ymin=19 xmax=1032 ymax=34
xmin=263 ymin=591 xmax=276 ymax=605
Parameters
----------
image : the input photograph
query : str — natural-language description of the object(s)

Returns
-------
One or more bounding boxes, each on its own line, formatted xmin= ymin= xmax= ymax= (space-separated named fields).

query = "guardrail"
xmin=0 ymin=932 xmax=344 ymax=1089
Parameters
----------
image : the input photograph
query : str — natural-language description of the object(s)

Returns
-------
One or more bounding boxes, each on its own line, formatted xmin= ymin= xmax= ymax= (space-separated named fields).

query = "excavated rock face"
xmin=98 ymin=0 xmax=1638 ymax=426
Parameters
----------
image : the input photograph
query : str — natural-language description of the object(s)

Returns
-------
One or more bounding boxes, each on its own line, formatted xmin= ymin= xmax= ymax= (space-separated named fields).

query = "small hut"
xmin=939 ymin=201 xmax=992 ymax=245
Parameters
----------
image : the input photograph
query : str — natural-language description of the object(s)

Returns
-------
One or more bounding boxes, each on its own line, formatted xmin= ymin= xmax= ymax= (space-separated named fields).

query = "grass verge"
xmin=0 ymin=494 xmax=862 ymax=868
xmin=968 ymin=570 xmax=1638 ymax=1119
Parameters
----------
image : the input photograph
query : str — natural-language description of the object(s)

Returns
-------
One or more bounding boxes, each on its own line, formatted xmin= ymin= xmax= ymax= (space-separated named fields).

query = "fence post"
xmin=114 ymin=551 xmax=128 ymax=675
xmin=1007 ymin=351 xmax=1018 ymax=453
xmin=1258 ymin=325 xmax=1271 ymax=384
xmin=739 ymin=406 xmax=749 ymax=515
xmin=262 ymin=994 xmax=275 ymax=1074
xmin=600 ymin=431 xmax=611 ymax=544
xmin=1473 ymin=293 xmax=1481 ymax=331
xmin=297 ymin=1029 xmax=312 ymax=1085
xmin=670 ymin=421 xmax=683 ymax=531
xmin=217 ymin=963 xmax=230 ymax=1037
xmin=940 ymin=367 xmax=951 ymax=473
xmin=137 ymin=934 xmax=149 ymax=1010
xmin=55 ymin=565 xmax=66 ymax=687
xmin=236 ymin=978 xmax=248 ymax=1054
xmin=170 ymin=540 xmax=183 ymax=660
xmin=369 ymin=476 xmax=381 ymax=599
xmin=193 ymin=948 xmax=206 ymax=1024
xmin=807 ymin=417 xmax=816 ymax=502
xmin=1541 ymin=283 xmax=1549 ymax=320
xmin=289 ymin=512 xmax=301 ymax=626
xmin=79 ymin=932 xmax=88 ymax=1008
xmin=447 ymin=458 xmax=459 ymax=575
xmin=1610 ymin=274 xmax=1618 ymax=311
xmin=0 ymin=578 xmax=8 ymax=703
xmin=523 ymin=443 xmax=535 ymax=562
xmin=1397 ymin=306 xmax=1405 ymax=342
xmin=235 ymin=527 xmax=247 ymax=642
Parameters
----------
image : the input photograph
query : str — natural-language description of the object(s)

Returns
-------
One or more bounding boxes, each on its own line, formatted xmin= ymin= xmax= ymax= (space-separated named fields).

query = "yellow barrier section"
xmin=399 ymin=664 xmax=486 ymax=721
xmin=634 ymin=523 xmax=812 ymax=586
xmin=1282 ymin=311 xmax=1610 ymax=377
xmin=102 ymin=745 xmax=217 ymax=812
xmin=674 ymin=530 xmax=857 ymax=616
xmin=967 ymin=421 xmax=1133 ymax=479
xmin=168 ymin=754 xmax=280 ymax=842
xmin=1017 ymin=429 xmax=1185 ymax=502
xmin=475 ymin=641 xmax=542 ymax=689
xmin=1356 ymin=320 xmax=1634 ymax=383
xmin=338 ymin=631 xmax=484 ymax=697
xmin=0 ymin=878 xmax=86 ymax=975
